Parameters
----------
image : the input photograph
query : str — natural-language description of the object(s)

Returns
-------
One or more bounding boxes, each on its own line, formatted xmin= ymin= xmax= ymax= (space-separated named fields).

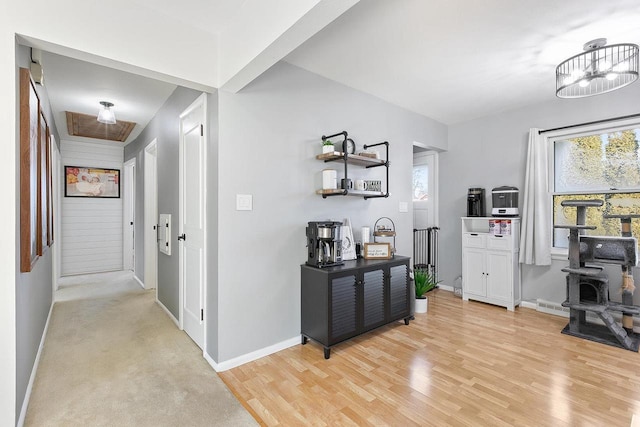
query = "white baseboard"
xmin=438 ymin=284 xmax=454 ymax=292
xmin=207 ymin=336 xmax=300 ymax=372
xmin=133 ymin=275 xmax=145 ymax=289
xmin=156 ymin=298 xmax=179 ymax=327
xmin=17 ymin=301 xmax=54 ymax=427
xmin=204 ymin=352 xmax=219 ymax=371
xmin=520 ymin=300 xmax=537 ymax=310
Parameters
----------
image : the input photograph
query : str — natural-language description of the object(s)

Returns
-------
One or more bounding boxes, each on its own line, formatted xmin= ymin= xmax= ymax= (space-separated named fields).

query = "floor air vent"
xmin=536 ymin=299 xmax=637 ymax=329
xmin=536 ymin=300 xmax=570 ymax=317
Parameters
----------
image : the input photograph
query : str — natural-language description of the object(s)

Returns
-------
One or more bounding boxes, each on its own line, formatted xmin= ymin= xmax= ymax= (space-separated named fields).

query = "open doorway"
xmin=413 ymin=151 xmax=438 ymax=228
xmin=144 ymin=140 xmax=158 ymax=290
xmin=412 ymin=149 xmax=439 ymax=277
xmin=51 ymin=136 xmax=61 ymax=293
xmin=123 ymin=159 xmax=135 ymax=272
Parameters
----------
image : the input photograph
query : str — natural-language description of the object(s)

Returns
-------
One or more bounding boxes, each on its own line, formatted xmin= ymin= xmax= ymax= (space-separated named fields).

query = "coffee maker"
xmin=467 ymin=188 xmax=485 ymax=217
xmin=306 ymin=221 xmax=343 ymax=268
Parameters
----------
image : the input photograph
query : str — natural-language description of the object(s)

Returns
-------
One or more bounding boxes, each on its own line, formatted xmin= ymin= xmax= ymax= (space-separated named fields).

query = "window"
xmin=412 ymin=164 xmax=429 ymax=201
xmin=551 ymin=124 xmax=640 ymax=249
xmin=413 ymin=152 xmax=438 ymax=229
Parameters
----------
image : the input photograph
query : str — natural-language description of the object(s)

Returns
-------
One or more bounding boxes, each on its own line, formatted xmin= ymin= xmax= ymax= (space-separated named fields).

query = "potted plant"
xmin=322 ymin=139 xmax=335 ymax=154
xmin=414 ymin=269 xmax=439 ymax=313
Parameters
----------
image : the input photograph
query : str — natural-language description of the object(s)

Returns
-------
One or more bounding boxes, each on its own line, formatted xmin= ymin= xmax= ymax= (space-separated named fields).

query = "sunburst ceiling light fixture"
xmin=97 ymin=101 xmax=116 ymax=124
xmin=556 ymin=38 xmax=639 ymax=98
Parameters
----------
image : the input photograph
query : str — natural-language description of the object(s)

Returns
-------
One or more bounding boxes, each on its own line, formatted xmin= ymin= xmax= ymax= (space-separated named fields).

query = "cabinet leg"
xmin=404 ymin=317 xmax=410 ymax=325
xmin=301 ymin=335 xmax=308 ymax=345
xmin=324 ymin=347 xmax=331 ymax=359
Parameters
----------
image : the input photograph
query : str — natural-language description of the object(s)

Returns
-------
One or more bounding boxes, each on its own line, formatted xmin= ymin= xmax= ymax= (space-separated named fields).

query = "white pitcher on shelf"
xmin=341 ymin=217 xmax=357 ymax=260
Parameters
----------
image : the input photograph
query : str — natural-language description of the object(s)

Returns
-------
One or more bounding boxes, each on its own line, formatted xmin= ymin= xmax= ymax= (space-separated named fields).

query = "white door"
xmin=144 ymin=141 xmax=158 ymax=290
xmin=462 ymin=248 xmax=486 ymax=297
xmin=486 ymin=251 xmax=512 ymax=302
xmin=179 ymin=94 xmax=206 ymax=349
xmin=123 ymin=159 xmax=135 ymax=271
xmin=412 ymin=152 xmax=438 ymax=229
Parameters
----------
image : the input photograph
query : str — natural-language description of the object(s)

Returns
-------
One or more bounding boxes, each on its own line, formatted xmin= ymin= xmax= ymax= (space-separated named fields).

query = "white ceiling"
xmin=129 ymin=0 xmax=246 ymax=36
xmin=41 ymin=51 xmax=177 ymax=145
xmin=285 ymin=0 xmax=640 ymax=125
xmin=30 ymin=0 xmax=640 ymax=145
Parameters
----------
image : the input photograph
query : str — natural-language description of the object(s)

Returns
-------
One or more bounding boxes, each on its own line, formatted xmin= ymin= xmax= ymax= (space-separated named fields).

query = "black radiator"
xmin=413 ymin=227 xmax=439 ymax=280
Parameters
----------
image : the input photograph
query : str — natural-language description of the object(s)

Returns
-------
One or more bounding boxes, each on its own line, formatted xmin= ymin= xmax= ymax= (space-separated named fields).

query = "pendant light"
xmin=556 ymin=38 xmax=639 ymax=98
xmin=97 ymin=101 xmax=116 ymax=124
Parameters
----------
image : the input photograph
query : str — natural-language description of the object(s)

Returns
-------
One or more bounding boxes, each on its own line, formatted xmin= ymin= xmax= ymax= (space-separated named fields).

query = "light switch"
xmin=399 ymin=202 xmax=408 ymax=213
xmin=236 ymin=194 xmax=253 ymax=211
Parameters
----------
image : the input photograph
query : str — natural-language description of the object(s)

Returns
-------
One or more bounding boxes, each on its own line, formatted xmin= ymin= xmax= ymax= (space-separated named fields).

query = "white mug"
xmin=355 ymin=179 xmax=367 ymax=191
xmin=322 ymin=169 xmax=337 ymax=189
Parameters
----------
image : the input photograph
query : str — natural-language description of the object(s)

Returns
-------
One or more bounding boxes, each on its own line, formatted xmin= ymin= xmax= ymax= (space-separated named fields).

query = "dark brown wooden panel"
xmin=65 ymin=111 xmax=136 ymax=142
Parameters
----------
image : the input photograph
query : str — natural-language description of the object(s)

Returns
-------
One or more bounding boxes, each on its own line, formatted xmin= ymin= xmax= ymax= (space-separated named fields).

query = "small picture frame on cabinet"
xmin=363 ymin=243 xmax=392 ymax=260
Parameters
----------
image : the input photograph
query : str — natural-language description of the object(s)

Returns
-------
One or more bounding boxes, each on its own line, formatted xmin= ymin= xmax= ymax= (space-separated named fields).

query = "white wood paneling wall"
xmin=61 ymin=141 xmax=124 ymax=276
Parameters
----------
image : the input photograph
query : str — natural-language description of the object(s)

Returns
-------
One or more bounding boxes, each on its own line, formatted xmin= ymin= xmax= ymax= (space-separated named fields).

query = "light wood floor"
xmin=220 ymin=290 xmax=640 ymax=426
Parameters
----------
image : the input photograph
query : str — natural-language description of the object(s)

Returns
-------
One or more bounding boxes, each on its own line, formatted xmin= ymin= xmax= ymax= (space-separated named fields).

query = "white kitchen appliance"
xmin=491 ymin=186 xmax=519 ymax=217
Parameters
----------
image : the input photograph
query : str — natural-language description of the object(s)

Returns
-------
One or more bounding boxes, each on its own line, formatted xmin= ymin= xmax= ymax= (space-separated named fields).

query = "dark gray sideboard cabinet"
xmin=301 ymin=256 xmax=411 ymax=359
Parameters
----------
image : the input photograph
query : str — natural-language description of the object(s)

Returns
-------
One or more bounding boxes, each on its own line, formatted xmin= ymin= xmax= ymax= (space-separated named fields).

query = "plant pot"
xmin=415 ymin=297 xmax=427 ymax=313
xmin=322 ymin=145 xmax=335 ymax=154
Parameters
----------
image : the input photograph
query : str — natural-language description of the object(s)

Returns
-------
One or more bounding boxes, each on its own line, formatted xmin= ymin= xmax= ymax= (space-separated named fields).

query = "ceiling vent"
xmin=66 ymin=111 xmax=136 ymax=142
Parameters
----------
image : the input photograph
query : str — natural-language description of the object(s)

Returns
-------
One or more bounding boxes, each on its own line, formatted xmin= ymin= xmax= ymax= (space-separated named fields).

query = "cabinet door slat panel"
xmin=390 ymin=265 xmax=409 ymax=317
xmin=363 ymin=269 xmax=385 ymax=327
xmin=331 ymin=275 xmax=357 ymax=338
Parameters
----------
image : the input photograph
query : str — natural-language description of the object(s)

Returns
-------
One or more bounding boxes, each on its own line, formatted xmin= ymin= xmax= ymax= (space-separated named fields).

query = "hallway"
xmin=24 ymin=271 xmax=256 ymax=426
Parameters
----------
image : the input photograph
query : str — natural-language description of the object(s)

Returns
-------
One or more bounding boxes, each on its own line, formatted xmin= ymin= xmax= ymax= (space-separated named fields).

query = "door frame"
xmin=51 ymin=137 xmax=61 ymax=293
xmin=178 ymin=93 xmax=207 ymax=352
xmin=123 ymin=158 xmax=136 ymax=272
xmin=144 ymin=139 xmax=158 ymax=291
xmin=412 ymin=151 xmax=439 ymax=227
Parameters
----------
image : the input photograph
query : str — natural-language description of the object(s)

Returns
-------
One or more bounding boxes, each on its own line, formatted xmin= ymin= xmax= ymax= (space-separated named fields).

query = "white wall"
xmin=60 ymin=141 xmax=123 ymax=276
xmin=215 ymin=62 xmax=447 ymax=363
xmin=0 ymin=30 xmax=17 ymax=424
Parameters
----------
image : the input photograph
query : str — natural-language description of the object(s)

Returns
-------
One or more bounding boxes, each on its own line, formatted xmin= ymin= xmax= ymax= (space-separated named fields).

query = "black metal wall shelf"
xmin=316 ymin=188 xmax=385 ymax=197
xmin=318 ymin=131 xmax=390 ymax=200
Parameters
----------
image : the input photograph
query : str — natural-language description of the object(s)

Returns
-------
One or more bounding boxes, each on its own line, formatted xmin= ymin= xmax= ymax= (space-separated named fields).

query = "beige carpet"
xmin=25 ymin=271 xmax=257 ymax=426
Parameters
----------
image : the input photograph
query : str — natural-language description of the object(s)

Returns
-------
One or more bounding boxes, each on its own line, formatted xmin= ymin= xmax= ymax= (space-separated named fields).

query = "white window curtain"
xmin=519 ymin=128 xmax=552 ymax=265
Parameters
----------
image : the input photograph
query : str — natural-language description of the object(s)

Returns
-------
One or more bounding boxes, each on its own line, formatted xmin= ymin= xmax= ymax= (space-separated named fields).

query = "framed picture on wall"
xmin=19 ymin=68 xmax=40 ymax=272
xmin=65 ymin=166 xmax=120 ymax=198
xmin=38 ymin=110 xmax=48 ymax=255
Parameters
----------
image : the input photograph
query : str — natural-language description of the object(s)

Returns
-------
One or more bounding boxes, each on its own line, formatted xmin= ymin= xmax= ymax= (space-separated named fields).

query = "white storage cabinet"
xmin=461 ymin=217 xmax=521 ymax=311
